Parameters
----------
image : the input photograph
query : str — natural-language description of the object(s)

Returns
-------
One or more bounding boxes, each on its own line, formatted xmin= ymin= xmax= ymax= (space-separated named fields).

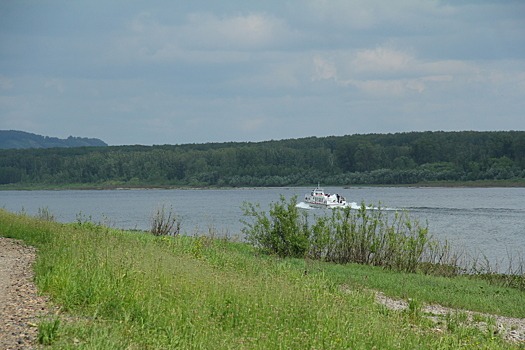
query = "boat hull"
xmin=304 ymin=200 xmax=349 ymax=209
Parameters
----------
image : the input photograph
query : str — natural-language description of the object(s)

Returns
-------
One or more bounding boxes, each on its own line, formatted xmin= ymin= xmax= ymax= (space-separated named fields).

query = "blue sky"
xmin=1 ymin=0 xmax=524 ymax=145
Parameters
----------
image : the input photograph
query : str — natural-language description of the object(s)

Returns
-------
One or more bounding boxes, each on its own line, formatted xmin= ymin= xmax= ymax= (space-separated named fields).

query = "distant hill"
xmin=0 ymin=130 xmax=107 ymax=149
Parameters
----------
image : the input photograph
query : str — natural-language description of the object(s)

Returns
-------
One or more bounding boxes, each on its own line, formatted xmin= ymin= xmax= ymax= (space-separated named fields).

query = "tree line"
xmin=1 ymin=131 xmax=524 ymax=187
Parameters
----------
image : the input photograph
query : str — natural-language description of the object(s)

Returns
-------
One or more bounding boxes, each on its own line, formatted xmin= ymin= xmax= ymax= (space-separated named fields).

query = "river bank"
xmin=2 ymin=178 xmax=525 ymax=191
xmin=1 ymin=210 xmax=524 ymax=348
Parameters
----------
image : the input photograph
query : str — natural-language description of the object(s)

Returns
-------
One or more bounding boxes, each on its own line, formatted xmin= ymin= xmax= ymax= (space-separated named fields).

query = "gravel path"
xmin=0 ymin=237 xmax=53 ymax=350
xmin=375 ymin=291 xmax=525 ymax=344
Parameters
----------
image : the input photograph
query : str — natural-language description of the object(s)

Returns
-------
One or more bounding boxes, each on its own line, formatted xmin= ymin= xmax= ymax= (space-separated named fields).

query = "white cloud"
xmin=182 ymin=13 xmax=292 ymax=50
xmin=304 ymin=0 xmax=454 ymax=30
xmin=352 ymin=79 xmax=407 ymax=96
xmin=309 ymin=45 xmax=520 ymax=98
xmin=352 ymin=47 xmax=415 ymax=73
xmin=115 ymin=11 xmax=296 ymax=64
xmin=311 ymin=46 xmax=419 ymax=83
xmin=311 ymin=46 xmax=423 ymax=94
xmin=312 ymin=56 xmax=337 ymax=81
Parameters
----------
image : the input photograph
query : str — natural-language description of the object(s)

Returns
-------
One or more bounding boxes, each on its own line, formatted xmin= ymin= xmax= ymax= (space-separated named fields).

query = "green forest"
xmin=1 ymin=131 xmax=525 ymax=187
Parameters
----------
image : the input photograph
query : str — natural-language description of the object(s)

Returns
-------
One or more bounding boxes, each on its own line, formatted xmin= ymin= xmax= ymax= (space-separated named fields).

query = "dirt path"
xmin=375 ymin=291 xmax=525 ymax=344
xmin=0 ymin=237 xmax=52 ymax=350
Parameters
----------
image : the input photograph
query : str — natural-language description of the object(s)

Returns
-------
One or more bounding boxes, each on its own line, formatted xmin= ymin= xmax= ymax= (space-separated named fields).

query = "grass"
xmin=0 ymin=209 xmax=523 ymax=349
xmin=306 ymin=260 xmax=525 ymax=318
xmin=38 ymin=317 xmax=61 ymax=345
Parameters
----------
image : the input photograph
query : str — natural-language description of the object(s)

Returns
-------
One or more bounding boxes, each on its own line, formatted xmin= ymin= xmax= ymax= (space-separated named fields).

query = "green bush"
xmin=241 ymin=195 xmax=310 ymax=258
xmin=243 ymin=197 xmax=436 ymax=273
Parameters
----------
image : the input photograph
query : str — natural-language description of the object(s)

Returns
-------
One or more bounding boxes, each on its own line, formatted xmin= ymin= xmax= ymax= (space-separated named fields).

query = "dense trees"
xmin=1 ymin=131 xmax=524 ymax=187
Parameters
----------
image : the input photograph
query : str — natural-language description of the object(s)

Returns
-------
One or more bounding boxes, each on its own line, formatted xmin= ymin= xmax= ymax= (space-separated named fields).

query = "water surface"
xmin=1 ymin=187 xmax=523 ymax=269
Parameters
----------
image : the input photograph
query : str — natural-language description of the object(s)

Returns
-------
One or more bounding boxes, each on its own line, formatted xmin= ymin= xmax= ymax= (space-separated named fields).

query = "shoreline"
xmin=2 ymin=179 xmax=525 ymax=191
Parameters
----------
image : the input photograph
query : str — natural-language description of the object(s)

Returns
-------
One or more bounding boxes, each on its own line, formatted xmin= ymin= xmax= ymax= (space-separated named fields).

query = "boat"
xmin=303 ymin=184 xmax=348 ymax=208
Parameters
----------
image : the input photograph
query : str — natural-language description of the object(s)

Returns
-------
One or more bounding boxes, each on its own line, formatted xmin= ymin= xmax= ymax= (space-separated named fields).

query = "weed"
xmin=36 ymin=206 xmax=55 ymax=222
xmin=150 ymin=204 xmax=181 ymax=236
xmin=456 ymin=311 xmax=469 ymax=323
xmin=377 ymin=304 xmax=390 ymax=316
xmin=472 ymin=313 xmax=488 ymax=323
xmin=75 ymin=211 xmax=93 ymax=226
xmin=407 ymin=298 xmax=422 ymax=320
xmin=37 ymin=317 xmax=60 ymax=345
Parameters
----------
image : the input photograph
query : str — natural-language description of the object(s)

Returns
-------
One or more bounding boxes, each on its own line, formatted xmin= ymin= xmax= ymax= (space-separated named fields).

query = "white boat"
xmin=303 ymin=185 xmax=348 ymax=208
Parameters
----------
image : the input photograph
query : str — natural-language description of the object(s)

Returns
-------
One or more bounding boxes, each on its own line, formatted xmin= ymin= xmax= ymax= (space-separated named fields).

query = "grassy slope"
xmin=0 ymin=210 xmax=522 ymax=349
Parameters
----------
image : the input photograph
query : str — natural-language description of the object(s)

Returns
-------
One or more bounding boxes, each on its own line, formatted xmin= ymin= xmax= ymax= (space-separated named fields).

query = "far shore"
xmin=1 ymin=179 xmax=525 ymax=191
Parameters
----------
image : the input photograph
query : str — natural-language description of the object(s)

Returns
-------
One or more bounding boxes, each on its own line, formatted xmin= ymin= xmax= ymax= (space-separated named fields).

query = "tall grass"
xmin=0 ymin=209 xmax=521 ymax=349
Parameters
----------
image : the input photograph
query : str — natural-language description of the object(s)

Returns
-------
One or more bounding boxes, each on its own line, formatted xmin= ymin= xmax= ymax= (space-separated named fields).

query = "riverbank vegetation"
xmin=242 ymin=196 xmax=525 ymax=291
xmin=1 ymin=131 xmax=525 ymax=188
xmin=1 ymin=207 xmax=523 ymax=349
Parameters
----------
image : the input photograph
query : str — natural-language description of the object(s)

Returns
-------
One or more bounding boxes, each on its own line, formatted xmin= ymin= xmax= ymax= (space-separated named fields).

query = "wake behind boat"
xmin=303 ymin=185 xmax=348 ymax=209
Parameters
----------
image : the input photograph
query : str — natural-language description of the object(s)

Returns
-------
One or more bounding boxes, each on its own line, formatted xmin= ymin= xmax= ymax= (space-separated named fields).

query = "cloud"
xmin=352 ymin=47 xmax=415 ymax=73
xmin=114 ymin=11 xmax=297 ymax=65
xmin=0 ymin=76 xmax=14 ymax=90
xmin=304 ymin=0 xmax=454 ymax=30
xmin=311 ymin=46 xmax=422 ymax=94
xmin=1 ymin=1 xmax=524 ymax=145
xmin=182 ymin=13 xmax=293 ymax=50
xmin=309 ymin=45 xmax=512 ymax=97
xmin=227 ymin=58 xmax=303 ymax=92
xmin=351 ymin=79 xmax=418 ymax=96
xmin=312 ymin=56 xmax=337 ymax=81
xmin=44 ymin=79 xmax=65 ymax=94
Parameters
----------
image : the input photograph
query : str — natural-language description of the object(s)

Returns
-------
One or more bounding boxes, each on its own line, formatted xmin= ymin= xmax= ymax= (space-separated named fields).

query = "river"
xmin=1 ymin=187 xmax=524 ymax=271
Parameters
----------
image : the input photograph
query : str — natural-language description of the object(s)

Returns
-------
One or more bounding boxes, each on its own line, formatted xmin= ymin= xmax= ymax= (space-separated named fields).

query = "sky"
xmin=1 ymin=1 xmax=524 ymax=146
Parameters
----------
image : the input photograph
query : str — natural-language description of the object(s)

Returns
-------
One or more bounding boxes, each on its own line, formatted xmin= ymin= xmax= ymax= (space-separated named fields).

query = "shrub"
xmin=150 ymin=204 xmax=181 ymax=236
xmin=241 ymin=195 xmax=309 ymax=258
xmin=310 ymin=204 xmax=432 ymax=273
xmin=242 ymin=197 xmax=446 ymax=273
